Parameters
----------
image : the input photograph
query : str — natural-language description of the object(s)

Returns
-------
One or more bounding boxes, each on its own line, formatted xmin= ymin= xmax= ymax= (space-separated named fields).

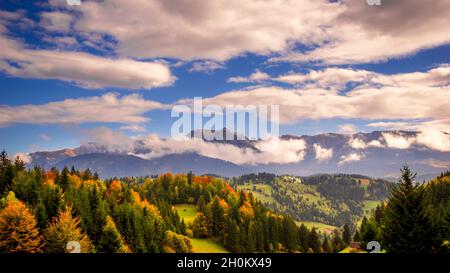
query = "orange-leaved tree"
xmin=0 ymin=192 xmax=42 ymax=253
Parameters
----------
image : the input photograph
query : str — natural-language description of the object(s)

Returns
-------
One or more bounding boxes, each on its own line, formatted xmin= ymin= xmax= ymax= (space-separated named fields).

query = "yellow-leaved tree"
xmin=43 ymin=206 xmax=93 ymax=253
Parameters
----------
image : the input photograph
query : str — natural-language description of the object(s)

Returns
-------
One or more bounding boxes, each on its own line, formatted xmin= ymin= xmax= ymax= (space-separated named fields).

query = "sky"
xmin=1 ymin=0 xmax=450 ymax=158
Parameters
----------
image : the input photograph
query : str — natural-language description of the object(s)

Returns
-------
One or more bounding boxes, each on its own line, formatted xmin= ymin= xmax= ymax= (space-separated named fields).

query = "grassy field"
xmin=174 ymin=204 xmax=198 ymax=224
xmin=237 ymin=183 xmax=276 ymax=204
xmin=174 ymin=204 xmax=229 ymax=253
xmin=296 ymin=221 xmax=338 ymax=235
xmin=190 ymin=238 xmax=229 ymax=253
xmin=362 ymin=200 xmax=381 ymax=216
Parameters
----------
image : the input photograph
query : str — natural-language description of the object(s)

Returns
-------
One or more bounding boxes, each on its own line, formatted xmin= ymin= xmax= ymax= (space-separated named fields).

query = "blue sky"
xmin=1 ymin=0 xmax=450 ymax=157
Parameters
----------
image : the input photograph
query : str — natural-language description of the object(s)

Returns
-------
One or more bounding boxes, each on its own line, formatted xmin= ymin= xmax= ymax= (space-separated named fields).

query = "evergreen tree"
xmin=342 ymin=223 xmax=352 ymax=244
xmin=43 ymin=207 xmax=93 ymax=253
xmin=97 ymin=216 xmax=130 ymax=253
xmin=58 ymin=167 xmax=70 ymax=190
xmin=298 ymin=224 xmax=309 ymax=252
xmin=0 ymin=150 xmax=14 ymax=195
xmin=373 ymin=203 xmax=384 ymax=224
xmin=381 ymin=166 xmax=440 ymax=253
xmin=359 ymin=217 xmax=378 ymax=250
xmin=209 ymin=197 xmax=225 ymax=236
xmin=282 ymin=216 xmax=298 ymax=251
xmin=245 ymin=222 xmax=256 ymax=252
xmin=179 ymin=218 xmax=187 ymax=235
xmin=353 ymin=229 xmax=361 ymax=242
xmin=14 ymin=156 xmax=26 ymax=172
xmin=187 ymin=171 xmax=194 ymax=185
xmin=224 ymin=218 xmax=240 ymax=252
xmin=0 ymin=194 xmax=42 ymax=252
xmin=332 ymin=230 xmax=345 ymax=252
xmin=322 ymin=236 xmax=333 ymax=253
xmin=307 ymin=228 xmax=321 ymax=253
xmin=70 ymin=165 xmax=77 ymax=175
xmin=82 ymin=168 xmax=93 ymax=181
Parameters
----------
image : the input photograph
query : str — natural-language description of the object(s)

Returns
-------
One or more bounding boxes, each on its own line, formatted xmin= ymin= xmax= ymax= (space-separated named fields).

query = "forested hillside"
xmin=233 ymin=173 xmax=390 ymax=227
xmin=0 ymin=151 xmax=349 ymax=253
xmin=1 ymin=151 xmax=448 ymax=253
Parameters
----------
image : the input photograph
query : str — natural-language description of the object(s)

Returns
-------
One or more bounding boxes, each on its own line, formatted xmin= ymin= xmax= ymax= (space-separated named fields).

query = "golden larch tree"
xmin=0 ymin=192 xmax=42 ymax=253
xmin=43 ymin=206 xmax=93 ymax=253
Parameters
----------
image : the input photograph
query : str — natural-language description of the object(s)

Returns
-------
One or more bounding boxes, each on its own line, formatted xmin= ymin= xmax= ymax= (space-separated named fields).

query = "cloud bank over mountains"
xmin=61 ymin=128 xmax=450 ymax=166
xmin=21 ymin=128 xmax=450 ymax=178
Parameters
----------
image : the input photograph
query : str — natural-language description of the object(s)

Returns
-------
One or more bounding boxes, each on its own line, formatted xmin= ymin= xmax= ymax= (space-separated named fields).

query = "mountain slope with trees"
xmin=0 ymin=150 xmax=344 ymax=253
xmin=233 ymin=173 xmax=391 ymax=227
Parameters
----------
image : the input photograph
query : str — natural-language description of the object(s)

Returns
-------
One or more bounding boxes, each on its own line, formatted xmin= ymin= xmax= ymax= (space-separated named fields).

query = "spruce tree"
xmin=282 ymin=216 xmax=298 ymax=252
xmin=353 ymin=230 xmax=361 ymax=242
xmin=307 ymin=227 xmax=321 ymax=253
xmin=97 ymin=216 xmax=130 ymax=253
xmin=342 ymin=223 xmax=352 ymax=244
xmin=298 ymin=224 xmax=309 ymax=252
xmin=59 ymin=167 xmax=70 ymax=190
xmin=381 ymin=166 xmax=439 ymax=253
xmin=331 ymin=230 xmax=345 ymax=252
xmin=359 ymin=217 xmax=378 ymax=250
xmin=322 ymin=236 xmax=333 ymax=253
xmin=224 ymin=218 xmax=240 ymax=252
xmin=0 ymin=195 xmax=42 ymax=252
xmin=209 ymin=197 xmax=225 ymax=236
xmin=0 ymin=150 xmax=14 ymax=195
xmin=245 ymin=222 xmax=256 ymax=252
xmin=14 ymin=156 xmax=26 ymax=172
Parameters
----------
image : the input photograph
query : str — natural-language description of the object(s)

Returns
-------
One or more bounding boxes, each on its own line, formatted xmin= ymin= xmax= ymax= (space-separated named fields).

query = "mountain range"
xmin=27 ymin=129 xmax=450 ymax=179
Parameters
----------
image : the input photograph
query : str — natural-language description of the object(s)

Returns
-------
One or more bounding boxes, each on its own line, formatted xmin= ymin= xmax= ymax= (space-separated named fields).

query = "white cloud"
xmin=274 ymin=68 xmax=374 ymax=90
xmin=191 ymin=83 xmax=450 ymax=126
xmin=415 ymin=130 xmax=450 ymax=152
xmin=228 ymin=70 xmax=270 ymax=83
xmin=130 ymin=134 xmax=307 ymax=165
xmin=0 ymin=34 xmax=175 ymax=90
xmin=381 ymin=132 xmax=415 ymax=149
xmin=0 ymin=93 xmax=165 ymax=126
xmin=188 ymin=61 xmax=226 ymax=73
xmin=338 ymin=124 xmax=357 ymax=135
xmin=348 ymin=138 xmax=385 ymax=149
xmin=62 ymin=0 xmax=335 ymax=61
xmin=8 ymin=0 xmax=450 ymax=67
xmin=82 ymin=127 xmax=136 ymax=154
xmin=183 ymin=64 xmax=450 ymax=142
xmin=119 ymin=125 xmax=147 ymax=133
xmin=63 ymin=0 xmax=450 ymax=64
xmin=40 ymin=11 xmax=73 ymax=32
xmin=367 ymin=140 xmax=384 ymax=148
xmin=270 ymin=65 xmax=450 ymax=90
xmin=274 ymin=0 xmax=450 ymax=64
xmin=313 ymin=144 xmax=333 ymax=161
xmin=348 ymin=138 xmax=367 ymax=149
xmin=339 ymin=152 xmax=364 ymax=165
xmin=13 ymin=152 xmax=32 ymax=164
